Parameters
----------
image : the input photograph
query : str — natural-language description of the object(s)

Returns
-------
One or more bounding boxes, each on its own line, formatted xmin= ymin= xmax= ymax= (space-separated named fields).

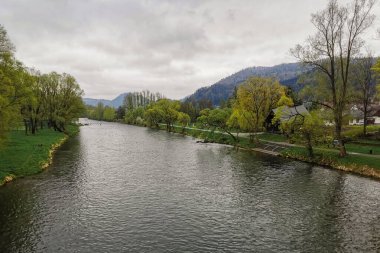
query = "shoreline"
xmin=0 ymin=126 xmax=78 ymax=187
xmin=134 ymin=122 xmax=380 ymax=181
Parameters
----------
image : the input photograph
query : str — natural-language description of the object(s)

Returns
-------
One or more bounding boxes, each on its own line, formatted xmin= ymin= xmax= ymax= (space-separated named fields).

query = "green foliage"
xmin=153 ymin=99 xmax=180 ymax=131
xmin=103 ymin=107 xmax=116 ymax=121
xmin=0 ymin=24 xmax=84 ymax=142
xmin=282 ymin=146 xmax=380 ymax=171
xmin=372 ymin=59 xmax=380 ymax=98
xmin=144 ymin=107 xmax=163 ymax=128
xmin=177 ymin=112 xmax=190 ymax=130
xmin=232 ymin=77 xmax=291 ymax=137
xmin=278 ymin=110 xmax=326 ymax=157
xmin=124 ymin=107 xmax=145 ymax=125
xmin=197 ymin=108 xmax=238 ymax=142
xmin=0 ymin=53 xmax=29 ymax=141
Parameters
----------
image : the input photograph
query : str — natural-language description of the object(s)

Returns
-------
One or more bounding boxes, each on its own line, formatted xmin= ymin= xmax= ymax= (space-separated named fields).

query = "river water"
xmin=0 ymin=121 xmax=379 ymax=252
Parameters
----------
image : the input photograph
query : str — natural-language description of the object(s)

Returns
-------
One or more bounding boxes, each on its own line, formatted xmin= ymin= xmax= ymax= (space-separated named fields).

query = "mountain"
xmin=185 ymin=63 xmax=307 ymax=106
xmin=83 ymin=92 xmax=130 ymax=108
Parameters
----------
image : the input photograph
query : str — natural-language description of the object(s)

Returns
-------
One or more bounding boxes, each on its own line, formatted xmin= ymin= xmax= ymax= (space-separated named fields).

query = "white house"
xmin=349 ymin=105 xmax=380 ymax=125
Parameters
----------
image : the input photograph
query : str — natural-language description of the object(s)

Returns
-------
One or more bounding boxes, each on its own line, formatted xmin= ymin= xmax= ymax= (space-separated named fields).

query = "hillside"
xmin=83 ymin=93 xmax=129 ymax=107
xmin=185 ymin=63 xmax=307 ymax=106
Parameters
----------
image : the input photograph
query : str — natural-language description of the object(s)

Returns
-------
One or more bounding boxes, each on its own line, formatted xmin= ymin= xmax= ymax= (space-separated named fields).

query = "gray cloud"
xmin=1 ymin=0 xmax=379 ymax=99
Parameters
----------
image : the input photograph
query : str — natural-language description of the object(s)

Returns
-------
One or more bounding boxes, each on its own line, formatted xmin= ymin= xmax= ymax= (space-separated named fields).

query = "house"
xmin=349 ymin=105 xmax=380 ymax=125
xmin=265 ymin=105 xmax=309 ymax=132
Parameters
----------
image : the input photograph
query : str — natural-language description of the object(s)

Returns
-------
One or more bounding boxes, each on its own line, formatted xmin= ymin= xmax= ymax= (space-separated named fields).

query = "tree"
xmin=351 ymin=55 xmax=377 ymax=135
xmin=0 ymin=25 xmax=27 ymax=141
xmin=94 ymin=102 xmax=104 ymax=120
xmin=103 ymin=106 xmax=116 ymax=121
xmin=39 ymin=72 xmax=84 ymax=131
xmin=0 ymin=25 xmax=15 ymax=53
xmin=291 ymin=0 xmax=376 ymax=156
xmin=197 ymin=108 xmax=238 ymax=142
xmin=144 ymin=107 xmax=163 ymax=128
xmin=177 ymin=112 xmax=191 ymax=133
xmin=115 ymin=106 xmax=125 ymax=120
xmin=154 ymin=99 xmax=180 ymax=131
xmin=373 ymin=59 xmax=380 ymax=97
xmin=277 ymin=109 xmax=325 ymax=157
xmin=232 ymin=77 xmax=290 ymax=141
xmin=20 ymin=69 xmax=43 ymax=135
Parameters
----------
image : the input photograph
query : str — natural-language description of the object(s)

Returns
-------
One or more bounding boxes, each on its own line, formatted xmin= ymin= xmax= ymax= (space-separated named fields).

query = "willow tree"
xmin=291 ymin=0 xmax=376 ymax=156
xmin=232 ymin=77 xmax=291 ymax=141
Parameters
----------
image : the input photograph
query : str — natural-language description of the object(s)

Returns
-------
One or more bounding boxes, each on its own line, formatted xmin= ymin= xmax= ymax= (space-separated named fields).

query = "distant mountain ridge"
xmin=83 ymin=92 xmax=129 ymax=108
xmin=185 ymin=63 xmax=308 ymax=106
xmin=83 ymin=63 xmax=308 ymax=108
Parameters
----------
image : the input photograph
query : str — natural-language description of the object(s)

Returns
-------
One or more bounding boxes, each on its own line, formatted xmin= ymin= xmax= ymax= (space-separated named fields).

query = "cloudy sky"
xmin=1 ymin=0 xmax=379 ymax=99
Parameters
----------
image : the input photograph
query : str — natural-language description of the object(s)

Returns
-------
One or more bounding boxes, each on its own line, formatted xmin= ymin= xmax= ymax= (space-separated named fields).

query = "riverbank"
xmin=0 ymin=125 xmax=79 ymax=186
xmin=153 ymin=124 xmax=380 ymax=180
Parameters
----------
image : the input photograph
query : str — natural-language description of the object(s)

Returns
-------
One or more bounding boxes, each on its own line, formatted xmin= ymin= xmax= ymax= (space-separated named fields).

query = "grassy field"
xmin=0 ymin=125 xmax=79 ymax=185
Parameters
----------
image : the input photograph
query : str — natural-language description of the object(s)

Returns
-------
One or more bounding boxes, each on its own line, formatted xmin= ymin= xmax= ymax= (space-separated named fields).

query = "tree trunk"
xmin=24 ymin=119 xmax=29 ymax=135
xmin=30 ymin=118 xmax=36 ymax=134
xmin=225 ymin=130 xmax=237 ymax=142
xmin=335 ymin=121 xmax=346 ymax=157
xmin=305 ymin=133 xmax=314 ymax=158
xmin=363 ymin=108 xmax=367 ymax=136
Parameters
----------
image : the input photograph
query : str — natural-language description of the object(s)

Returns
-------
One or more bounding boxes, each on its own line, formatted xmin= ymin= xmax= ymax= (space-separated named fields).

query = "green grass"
xmin=257 ymin=133 xmax=288 ymax=142
xmin=0 ymin=125 xmax=79 ymax=185
xmin=345 ymin=143 xmax=380 ymax=155
xmin=282 ymin=146 xmax=380 ymax=170
xmin=343 ymin=125 xmax=380 ymax=138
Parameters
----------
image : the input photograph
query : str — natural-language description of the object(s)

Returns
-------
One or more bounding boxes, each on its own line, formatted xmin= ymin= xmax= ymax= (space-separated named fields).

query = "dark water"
xmin=0 ymin=121 xmax=379 ymax=252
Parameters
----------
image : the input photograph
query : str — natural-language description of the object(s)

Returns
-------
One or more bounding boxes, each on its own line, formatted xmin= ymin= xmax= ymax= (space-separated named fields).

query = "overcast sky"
xmin=1 ymin=0 xmax=379 ymax=99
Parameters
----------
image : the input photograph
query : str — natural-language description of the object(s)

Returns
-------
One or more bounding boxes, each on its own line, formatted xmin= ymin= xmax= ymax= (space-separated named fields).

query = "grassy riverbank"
xmin=281 ymin=147 xmax=380 ymax=179
xmin=0 ymin=125 xmax=79 ymax=186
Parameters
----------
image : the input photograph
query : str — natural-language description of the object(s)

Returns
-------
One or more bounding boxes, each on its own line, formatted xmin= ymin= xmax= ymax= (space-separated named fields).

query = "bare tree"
xmin=291 ymin=0 xmax=376 ymax=156
xmin=351 ymin=53 xmax=377 ymax=135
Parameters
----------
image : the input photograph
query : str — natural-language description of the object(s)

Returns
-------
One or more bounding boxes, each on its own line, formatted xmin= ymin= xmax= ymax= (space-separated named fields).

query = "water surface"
xmin=0 ymin=121 xmax=379 ymax=252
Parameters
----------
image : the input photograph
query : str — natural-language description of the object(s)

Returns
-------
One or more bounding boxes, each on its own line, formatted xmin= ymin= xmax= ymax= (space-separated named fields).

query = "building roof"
xmin=272 ymin=105 xmax=309 ymax=122
xmin=350 ymin=105 xmax=380 ymax=119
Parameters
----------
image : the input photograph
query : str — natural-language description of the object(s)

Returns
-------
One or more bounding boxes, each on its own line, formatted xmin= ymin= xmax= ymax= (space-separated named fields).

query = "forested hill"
xmin=83 ymin=93 xmax=129 ymax=107
xmin=185 ymin=63 xmax=307 ymax=106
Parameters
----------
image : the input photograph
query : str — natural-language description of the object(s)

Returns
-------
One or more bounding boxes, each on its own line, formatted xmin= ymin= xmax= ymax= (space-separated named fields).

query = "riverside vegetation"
xmin=0 ymin=25 xmax=84 ymax=185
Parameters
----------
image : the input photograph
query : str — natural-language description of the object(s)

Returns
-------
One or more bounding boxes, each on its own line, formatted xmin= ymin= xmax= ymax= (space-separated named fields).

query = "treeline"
xmin=0 ymin=25 xmax=84 ymax=141
xmin=85 ymin=77 xmax=293 ymax=138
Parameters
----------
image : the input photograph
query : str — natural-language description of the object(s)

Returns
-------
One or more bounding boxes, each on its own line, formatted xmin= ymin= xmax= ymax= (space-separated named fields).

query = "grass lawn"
xmin=345 ymin=143 xmax=380 ymax=155
xmin=0 ymin=125 xmax=79 ymax=185
xmin=257 ymin=133 xmax=288 ymax=142
xmin=343 ymin=125 xmax=380 ymax=138
xmin=282 ymin=146 xmax=380 ymax=171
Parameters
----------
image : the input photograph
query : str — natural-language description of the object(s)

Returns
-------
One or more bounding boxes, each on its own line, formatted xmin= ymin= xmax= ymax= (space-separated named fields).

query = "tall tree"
xmin=0 ymin=25 xmax=29 ymax=140
xmin=351 ymin=54 xmax=377 ymax=135
xmin=232 ymin=77 xmax=290 ymax=141
xmin=291 ymin=0 xmax=376 ymax=156
xmin=197 ymin=108 xmax=237 ymax=142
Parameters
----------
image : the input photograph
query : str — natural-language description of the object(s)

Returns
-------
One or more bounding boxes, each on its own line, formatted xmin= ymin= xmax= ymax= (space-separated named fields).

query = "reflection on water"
xmin=0 ymin=120 xmax=379 ymax=252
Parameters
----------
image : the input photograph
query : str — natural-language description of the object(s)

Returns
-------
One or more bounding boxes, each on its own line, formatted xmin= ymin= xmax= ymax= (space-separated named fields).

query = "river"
xmin=0 ymin=120 xmax=379 ymax=252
